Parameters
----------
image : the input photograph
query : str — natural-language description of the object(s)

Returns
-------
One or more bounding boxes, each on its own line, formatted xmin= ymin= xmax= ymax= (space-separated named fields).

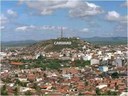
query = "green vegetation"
xmin=84 ymin=81 xmax=89 ymax=86
xmin=16 ymin=37 xmax=92 ymax=54
xmin=111 ymin=72 xmax=119 ymax=78
xmin=96 ymin=88 xmax=101 ymax=95
xmin=105 ymin=90 xmax=118 ymax=95
xmin=24 ymin=91 xmax=32 ymax=95
xmin=12 ymin=57 xmax=90 ymax=70
xmin=14 ymin=87 xmax=19 ymax=95
xmin=1 ymin=77 xmax=12 ymax=83
xmin=1 ymin=85 xmax=8 ymax=95
xmin=44 ymin=38 xmax=87 ymax=52
xmin=74 ymin=60 xmax=90 ymax=67
xmin=95 ymin=88 xmax=118 ymax=95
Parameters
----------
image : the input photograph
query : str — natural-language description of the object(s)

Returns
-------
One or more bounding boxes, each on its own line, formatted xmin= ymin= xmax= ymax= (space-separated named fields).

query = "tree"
xmin=14 ymin=87 xmax=19 ymax=95
xmin=84 ymin=81 xmax=88 ymax=86
xmin=43 ymin=73 xmax=47 ymax=78
xmin=75 ymin=60 xmax=90 ymax=67
xmin=38 ymin=55 xmax=45 ymax=60
xmin=1 ymin=85 xmax=8 ymax=95
xmin=15 ymin=79 xmax=21 ymax=86
xmin=111 ymin=72 xmax=119 ymax=78
xmin=106 ymin=90 xmax=118 ymax=95
xmin=33 ymin=83 xmax=40 ymax=91
xmin=25 ymin=91 xmax=32 ymax=95
xmin=51 ymin=86 xmax=56 ymax=90
xmin=96 ymin=88 xmax=100 ymax=95
xmin=115 ymin=85 xmax=118 ymax=90
xmin=21 ymin=82 xmax=27 ymax=87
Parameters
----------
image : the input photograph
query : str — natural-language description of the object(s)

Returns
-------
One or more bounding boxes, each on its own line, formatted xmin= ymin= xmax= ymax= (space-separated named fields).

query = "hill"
xmin=21 ymin=37 xmax=93 ymax=54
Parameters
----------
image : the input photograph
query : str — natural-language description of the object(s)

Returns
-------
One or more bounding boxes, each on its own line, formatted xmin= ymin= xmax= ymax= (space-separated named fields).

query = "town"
xmin=0 ymin=37 xmax=127 ymax=96
xmin=1 ymin=0 xmax=127 ymax=96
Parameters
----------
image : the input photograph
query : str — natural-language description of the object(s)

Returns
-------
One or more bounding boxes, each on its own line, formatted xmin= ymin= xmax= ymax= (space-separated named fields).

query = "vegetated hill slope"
xmin=22 ymin=37 xmax=93 ymax=54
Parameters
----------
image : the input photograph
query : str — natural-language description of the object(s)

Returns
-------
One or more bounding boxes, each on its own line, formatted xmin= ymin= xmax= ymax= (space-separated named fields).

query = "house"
xmin=82 ymin=54 xmax=92 ymax=61
xmin=112 ymin=58 xmax=123 ymax=67
xmin=99 ymin=66 xmax=108 ymax=72
xmin=120 ymin=92 xmax=128 ymax=96
xmin=10 ymin=61 xmax=24 ymax=69
xmin=91 ymin=58 xmax=100 ymax=65
xmin=96 ymin=84 xmax=107 ymax=89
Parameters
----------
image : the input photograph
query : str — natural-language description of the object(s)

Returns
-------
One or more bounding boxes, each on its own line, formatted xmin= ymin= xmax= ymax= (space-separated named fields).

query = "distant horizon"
xmin=1 ymin=36 xmax=127 ymax=42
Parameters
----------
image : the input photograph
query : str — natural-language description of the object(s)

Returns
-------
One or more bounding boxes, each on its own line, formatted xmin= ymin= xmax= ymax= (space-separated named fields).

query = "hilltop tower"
xmin=61 ymin=27 xmax=63 ymax=38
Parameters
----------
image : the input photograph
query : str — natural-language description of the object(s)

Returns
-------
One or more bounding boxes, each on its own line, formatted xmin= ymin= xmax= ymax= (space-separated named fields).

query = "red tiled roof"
xmin=40 ymin=85 xmax=47 ymax=89
xmin=27 ymin=74 xmax=36 ymax=81
xmin=10 ymin=61 xmax=24 ymax=65
xmin=83 ymin=91 xmax=96 ymax=95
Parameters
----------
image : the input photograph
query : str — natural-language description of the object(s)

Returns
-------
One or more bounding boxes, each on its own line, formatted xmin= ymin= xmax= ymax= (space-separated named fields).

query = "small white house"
xmin=99 ymin=66 xmax=108 ymax=72
xmin=82 ymin=54 xmax=92 ymax=61
xmin=96 ymin=84 xmax=107 ymax=89
xmin=112 ymin=58 xmax=122 ymax=67
xmin=91 ymin=59 xmax=100 ymax=65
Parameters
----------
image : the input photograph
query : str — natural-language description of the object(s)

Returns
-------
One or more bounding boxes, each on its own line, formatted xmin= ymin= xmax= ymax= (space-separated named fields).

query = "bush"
xmin=111 ymin=72 xmax=119 ymax=78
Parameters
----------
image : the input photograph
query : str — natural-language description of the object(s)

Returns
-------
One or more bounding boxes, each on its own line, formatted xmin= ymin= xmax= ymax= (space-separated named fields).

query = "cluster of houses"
xmin=0 ymin=65 xmax=127 ymax=95
xmin=0 ymin=43 xmax=128 ymax=95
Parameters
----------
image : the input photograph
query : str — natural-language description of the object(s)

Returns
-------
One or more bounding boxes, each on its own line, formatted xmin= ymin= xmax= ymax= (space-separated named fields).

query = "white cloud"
xmin=15 ymin=26 xmax=28 ymax=31
xmin=106 ymin=11 xmax=120 ymax=21
xmin=15 ymin=25 xmax=68 ymax=32
xmin=106 ymin=11 xmax=127 ymax=35
xmin=81 ymin=28 xmax=89 ymax=32
xmin=40 ymin=25 xmax=67 ymax=30
xmin=69 ymin=2 xmax=103 ymax=17
xmin=19 ymin=0 xmax=103 ymax=17
xmin=41 ymin=9 xmax=53 ymax=15
xmin=106 ymin=11 xmax=127 ymax=24
xmin=0 ymin=14 xmax=9 ymax=25
xmin=7 ymin=9 xmax=17 ymax=17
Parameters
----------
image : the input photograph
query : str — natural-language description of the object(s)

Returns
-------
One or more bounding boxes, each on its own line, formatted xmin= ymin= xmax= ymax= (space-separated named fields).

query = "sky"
xmin=1 ymin=0 xmax=127 ymax=41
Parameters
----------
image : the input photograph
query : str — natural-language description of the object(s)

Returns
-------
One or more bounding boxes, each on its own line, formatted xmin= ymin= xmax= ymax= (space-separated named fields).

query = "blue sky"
xmin=1 ymin=0 xmax=127 ymax=41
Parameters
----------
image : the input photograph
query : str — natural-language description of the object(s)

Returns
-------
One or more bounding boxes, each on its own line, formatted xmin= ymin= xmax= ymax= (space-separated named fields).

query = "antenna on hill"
xmin=61 ymin=27 xmax=63 ymax=38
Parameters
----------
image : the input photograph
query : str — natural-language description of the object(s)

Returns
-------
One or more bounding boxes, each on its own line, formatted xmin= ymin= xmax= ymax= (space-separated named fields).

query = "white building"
xmin=91 ymin=59 xmax=100 ymax=65
xmin=82 ymin=54 xmax=92 ymax=61
xmin=112 ymin=58 xmax=122 ymax=67
xmin=99 ymin=66 xmax=108 ymax=72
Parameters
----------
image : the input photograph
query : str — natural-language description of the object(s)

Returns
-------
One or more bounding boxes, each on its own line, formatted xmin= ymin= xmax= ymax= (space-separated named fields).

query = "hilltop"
xmin=21 ymin=37 xmax=93 ymax=54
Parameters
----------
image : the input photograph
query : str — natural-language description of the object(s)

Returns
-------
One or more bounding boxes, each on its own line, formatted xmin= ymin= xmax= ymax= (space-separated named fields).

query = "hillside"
xmin=21 ymin=37 xmax=93 ymax=54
